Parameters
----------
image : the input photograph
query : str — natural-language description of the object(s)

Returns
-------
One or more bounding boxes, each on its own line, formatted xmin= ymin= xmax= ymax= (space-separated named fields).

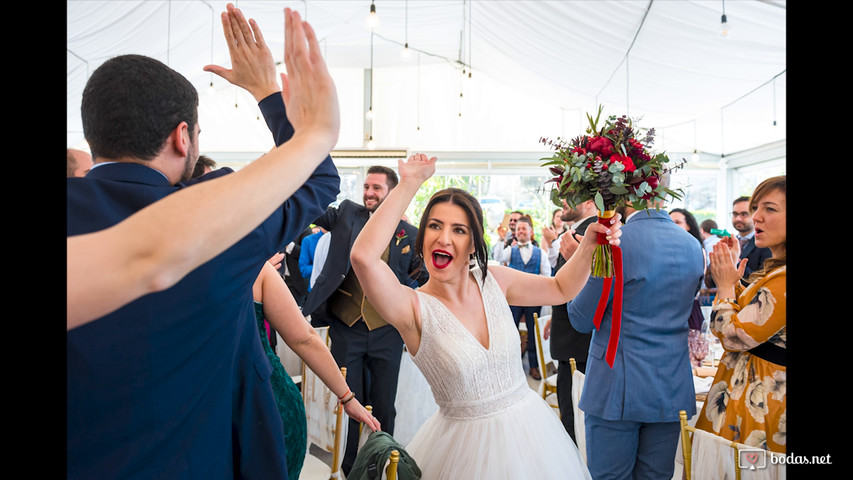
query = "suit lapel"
xmin=387 ymin=221 xmax=404 ymax=267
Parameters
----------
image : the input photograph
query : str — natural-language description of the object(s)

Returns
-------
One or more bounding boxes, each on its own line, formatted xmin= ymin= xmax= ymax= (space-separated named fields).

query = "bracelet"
xmin=340 ymin=391 xmax=356 ymax=404
xmin=715 ymin=297 xmax=736 ymax=306
xmin=338 ymin=388 xmax=352 ymax=401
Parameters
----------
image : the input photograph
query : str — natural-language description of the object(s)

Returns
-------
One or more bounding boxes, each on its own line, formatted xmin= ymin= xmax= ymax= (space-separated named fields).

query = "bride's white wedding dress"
xmin=406 ymin=267 xmax=591 ymax=479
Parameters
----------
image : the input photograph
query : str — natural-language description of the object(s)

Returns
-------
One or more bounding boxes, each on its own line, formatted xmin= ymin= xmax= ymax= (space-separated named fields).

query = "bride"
xmin=350 ymin=153 xmax=620 ymax=479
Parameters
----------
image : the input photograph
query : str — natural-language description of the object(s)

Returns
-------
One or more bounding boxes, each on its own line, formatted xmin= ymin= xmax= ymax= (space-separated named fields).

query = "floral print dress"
xmin=695 ymin=265 xmax=786 ymax=453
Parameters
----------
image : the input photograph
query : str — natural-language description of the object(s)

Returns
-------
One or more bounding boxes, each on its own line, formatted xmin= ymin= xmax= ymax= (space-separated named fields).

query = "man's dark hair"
xmin=367 ymin=165 xmax=398 ymax=190
xmin=81 ymin=54 xmax=199 ymax=162
xmin=517 ymin=216 xmax=534 ymax=228
xmin=733 ymin=196 xmax=750 ymax=205
xmin=192 ymin=155 xmax=217 ymax=179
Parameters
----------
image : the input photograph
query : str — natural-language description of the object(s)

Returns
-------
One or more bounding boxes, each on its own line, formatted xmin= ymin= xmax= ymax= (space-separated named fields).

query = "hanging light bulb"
xmin=720 ymin=14 xmax=731 ymax=37
xmin=720 ymin=1 xmax=731 ymax=38
xmin=367 ymin=135 xmax=376 ymax=150
xmin=365 ymin=2 xmax=380 ymax=30
xmin=365 ymin=107 xmax=374 ymax=121
xmin=401 ymin=1 xmax=411 ymax=61
xmin=691 ymin=150 xmax=700 ymax=163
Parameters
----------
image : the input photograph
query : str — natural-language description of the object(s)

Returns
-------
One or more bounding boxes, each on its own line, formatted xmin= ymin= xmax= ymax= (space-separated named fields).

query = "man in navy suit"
xmin=568 ymin=199 xmax=704 ymax=479
xmin=301 ymin=165 xmax=428 ymax=475
xmin=66 ymin=9 xmax=339 ymax=478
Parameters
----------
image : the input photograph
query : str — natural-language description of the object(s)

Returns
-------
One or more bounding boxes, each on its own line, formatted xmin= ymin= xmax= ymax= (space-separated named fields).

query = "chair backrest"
xmin=302 ymin=361 xmax=348 ymax=478
xmin=679 ymin=410 xmax=742 ymax=480
xmin=570 ymin=358 xmax=587 ymax=465
xmin=315 ymin=325 xmax=330 ymax=347
xmin=533 ymin=313 xmax=554 ymax=375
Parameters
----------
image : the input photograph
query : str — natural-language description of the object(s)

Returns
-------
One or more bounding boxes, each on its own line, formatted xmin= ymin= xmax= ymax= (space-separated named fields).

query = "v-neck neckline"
xmin=419 ymin=271 xmax=491 ymax=351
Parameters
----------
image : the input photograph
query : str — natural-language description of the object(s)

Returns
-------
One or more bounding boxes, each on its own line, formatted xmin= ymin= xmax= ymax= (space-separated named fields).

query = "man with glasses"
xmin=705 ymin=196 xmax=772 ymax=288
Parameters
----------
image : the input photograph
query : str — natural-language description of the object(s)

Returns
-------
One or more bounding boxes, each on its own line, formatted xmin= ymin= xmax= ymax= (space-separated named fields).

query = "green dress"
xmin=254 ymin=301 xmax=307 ymax=479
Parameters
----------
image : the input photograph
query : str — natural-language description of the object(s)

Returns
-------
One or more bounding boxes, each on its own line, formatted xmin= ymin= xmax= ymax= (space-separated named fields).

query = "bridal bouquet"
xmin=540 ymin=106 xmax=684 ymax=367
xmin=540 ymin=105 xmax=684 ymax=276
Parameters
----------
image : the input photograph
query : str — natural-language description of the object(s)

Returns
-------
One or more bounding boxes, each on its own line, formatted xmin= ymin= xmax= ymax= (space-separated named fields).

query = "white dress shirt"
xmin=496 ymin=242 xmax=551 ymax=276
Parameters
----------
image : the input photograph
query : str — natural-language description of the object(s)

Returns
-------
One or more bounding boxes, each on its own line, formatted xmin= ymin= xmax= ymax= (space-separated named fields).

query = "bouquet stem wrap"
xmin=591 ymin=210 xmax=623 ymax=368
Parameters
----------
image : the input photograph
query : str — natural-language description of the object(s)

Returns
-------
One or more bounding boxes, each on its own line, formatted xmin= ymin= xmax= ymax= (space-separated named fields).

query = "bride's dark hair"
xmin=414 ymin=188 xmax=489 ymax=281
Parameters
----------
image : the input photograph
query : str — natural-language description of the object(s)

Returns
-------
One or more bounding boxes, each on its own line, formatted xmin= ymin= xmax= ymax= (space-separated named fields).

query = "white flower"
xmin=766 ymin=371 xmax=786 ymax=402
xmin=745 ymin=381 xmax=769 ymax=423
xmin=704 ymin=381 xmax=729 ymax=433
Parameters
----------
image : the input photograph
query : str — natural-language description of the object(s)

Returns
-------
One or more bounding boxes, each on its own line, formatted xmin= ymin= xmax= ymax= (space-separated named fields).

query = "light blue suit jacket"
xmin=568 ymin=209 xmax=704 ymax=423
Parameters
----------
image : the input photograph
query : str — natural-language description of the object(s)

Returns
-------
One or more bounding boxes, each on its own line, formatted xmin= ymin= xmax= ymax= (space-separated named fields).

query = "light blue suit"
xmin=568 ymin=209 xmax=703 ymax=479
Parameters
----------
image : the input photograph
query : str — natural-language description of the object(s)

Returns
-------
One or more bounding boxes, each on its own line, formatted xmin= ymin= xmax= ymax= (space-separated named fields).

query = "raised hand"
xmin=559 ymin=228 xmax=581 ymax=261
xmin=579 ymin=214 xmax=622 ymax=248
xmin=397 ymin=153 xmax=437 ymax=186
xmin=203 ymin=3 xmax=279 ymax=102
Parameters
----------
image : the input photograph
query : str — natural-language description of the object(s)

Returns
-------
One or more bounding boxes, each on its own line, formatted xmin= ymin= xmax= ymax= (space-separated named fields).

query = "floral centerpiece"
xmin=540 ymin=106 xmax=685 ymax=367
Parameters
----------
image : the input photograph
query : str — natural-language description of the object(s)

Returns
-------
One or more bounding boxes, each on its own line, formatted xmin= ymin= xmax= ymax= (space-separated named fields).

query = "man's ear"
xmin=168 ymin=121 xmax=190 ymax=157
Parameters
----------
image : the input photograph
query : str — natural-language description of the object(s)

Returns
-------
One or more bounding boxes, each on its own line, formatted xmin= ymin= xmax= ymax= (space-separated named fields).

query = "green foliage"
xmin=540 ymin=105 xmax=687 ymax=213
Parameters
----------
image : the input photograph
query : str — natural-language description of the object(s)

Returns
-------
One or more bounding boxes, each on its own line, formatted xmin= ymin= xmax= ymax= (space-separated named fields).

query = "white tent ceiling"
xmin=67 ymin=0 xmax=786 ymax=161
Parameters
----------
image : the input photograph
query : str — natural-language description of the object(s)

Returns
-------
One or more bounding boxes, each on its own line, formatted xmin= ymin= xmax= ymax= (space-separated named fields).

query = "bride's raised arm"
xmin=350 ymin=154 xmax=437 ymax=343
xmin=496 ymin=214 xmax=621 ymax=307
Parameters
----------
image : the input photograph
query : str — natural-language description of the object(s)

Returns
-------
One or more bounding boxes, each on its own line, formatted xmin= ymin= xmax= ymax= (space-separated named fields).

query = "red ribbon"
xmin=591 ymin=214 xmax=624 ymax=368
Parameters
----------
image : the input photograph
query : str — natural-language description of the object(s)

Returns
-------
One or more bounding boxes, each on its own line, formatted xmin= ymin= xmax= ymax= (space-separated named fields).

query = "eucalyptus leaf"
xmin=594 ymin=191 xmax=605 ymax=213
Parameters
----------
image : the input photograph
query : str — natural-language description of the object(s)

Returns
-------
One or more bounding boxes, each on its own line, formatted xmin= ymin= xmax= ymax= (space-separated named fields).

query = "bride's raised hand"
xmin=579 ymin=213 xmax=623 ymax=248
xmin=397 ymin=153 xmax=437 ymax=186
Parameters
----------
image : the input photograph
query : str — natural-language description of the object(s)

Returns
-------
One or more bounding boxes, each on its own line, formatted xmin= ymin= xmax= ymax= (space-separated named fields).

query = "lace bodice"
xmin=411 ymin=268 xmax=529 ymax=420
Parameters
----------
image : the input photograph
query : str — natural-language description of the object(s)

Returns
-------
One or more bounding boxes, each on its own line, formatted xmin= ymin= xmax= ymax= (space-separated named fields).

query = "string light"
xmin=720 ymin=0 xmax=731 ymax=38
xmin=401 ymin=1 xmax=412 ymax=61
xmin=365 ymin=1 xmax=379 ymax=30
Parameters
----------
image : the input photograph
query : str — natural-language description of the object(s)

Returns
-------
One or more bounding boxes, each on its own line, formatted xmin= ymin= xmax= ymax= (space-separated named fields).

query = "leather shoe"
xmin=529 ymin=367 xmax=542 ymax=381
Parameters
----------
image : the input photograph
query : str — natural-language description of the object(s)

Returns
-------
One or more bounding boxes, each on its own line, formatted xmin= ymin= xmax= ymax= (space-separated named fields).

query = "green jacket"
xmin=348 ymin=431 xmax=422 ymax=480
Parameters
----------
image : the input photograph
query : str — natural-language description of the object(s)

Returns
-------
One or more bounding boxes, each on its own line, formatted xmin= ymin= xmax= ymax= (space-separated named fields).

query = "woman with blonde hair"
xmin=695 ymin=176 xmax=786 ymax=453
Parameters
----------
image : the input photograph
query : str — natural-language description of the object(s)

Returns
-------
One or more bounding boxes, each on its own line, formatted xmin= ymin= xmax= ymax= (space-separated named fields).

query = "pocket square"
xmin=401 ymin=245 xmax=411 ymax=254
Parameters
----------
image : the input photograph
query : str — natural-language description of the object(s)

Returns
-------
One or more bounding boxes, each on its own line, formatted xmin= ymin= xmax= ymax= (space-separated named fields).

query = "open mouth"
xmin=432 ymin=249 xmax=453 ymax=269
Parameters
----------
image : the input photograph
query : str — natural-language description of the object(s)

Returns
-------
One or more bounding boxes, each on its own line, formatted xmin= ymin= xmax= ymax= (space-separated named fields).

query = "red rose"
xmin=634 ymin=175 xmax=659 ymax=199
xmin=588 ymin=136 xmax=614 ymax=156
xmin=628 ymin=139 xmax=644 ymax=152
xmin=610 ymin=153 xmax=635 ymax=173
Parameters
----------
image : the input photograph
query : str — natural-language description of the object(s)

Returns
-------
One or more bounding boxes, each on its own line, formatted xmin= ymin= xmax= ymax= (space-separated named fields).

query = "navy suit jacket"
xmin=66 ymin=93 xmax=340 ymax=479
xmin=568 ymin=209 xmax=704 ymax=423
xmin=301 ymin=199 xmax=427 ymax=319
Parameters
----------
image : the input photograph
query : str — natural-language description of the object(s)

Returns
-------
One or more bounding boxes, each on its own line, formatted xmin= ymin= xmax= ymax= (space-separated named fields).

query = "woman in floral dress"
xmin=695 ymin=176 xmax=786 ymax=453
